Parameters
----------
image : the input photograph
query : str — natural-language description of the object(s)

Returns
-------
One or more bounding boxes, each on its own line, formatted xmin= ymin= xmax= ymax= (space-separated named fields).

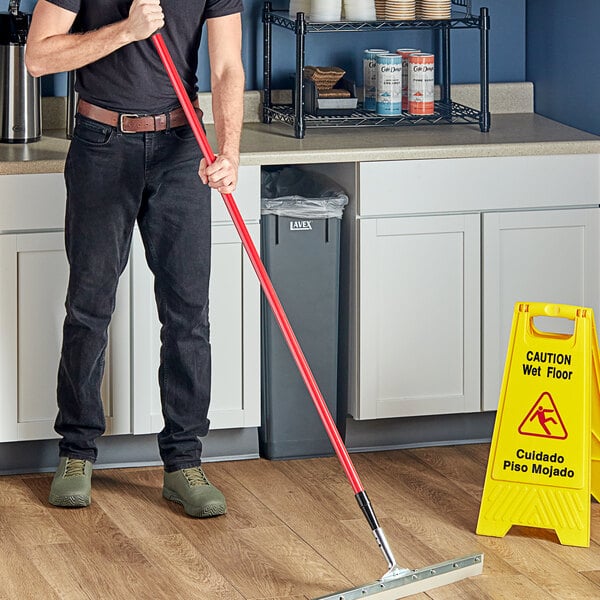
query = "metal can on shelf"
xmin=408 ymin=52 xmax=435 ymax=115
xmin=395 ymin=48 xmax=420 ymax=111
xmin=363 ymin=48 xmax=387 ymax=111
xmin=376 ymin=53 xmax=403 ymax=116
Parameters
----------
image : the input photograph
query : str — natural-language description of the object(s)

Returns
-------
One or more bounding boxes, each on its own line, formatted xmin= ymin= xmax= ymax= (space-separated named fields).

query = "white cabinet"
xmin=131 ymin=166 xmax=261 ymax=433
xmin=0 ymin=166 xmax=262 ymax=443
xmin=482 ymin=208 xmax=600 ymax=410
xmin=0 ymin=166 xmax=262 ymax=444
xmin=346 ymin=154 xmax=600 ymax=420
xmin=356 ymin=214 xmax=481 ymax=419
xmin=0 ymin=174 xmax=131 ymax=443
xmin=0 ymin=230 xmax=130 ymax=442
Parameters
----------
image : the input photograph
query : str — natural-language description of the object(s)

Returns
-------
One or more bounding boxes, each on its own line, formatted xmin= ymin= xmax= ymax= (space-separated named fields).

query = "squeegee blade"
xmin=313 ymin=553 xmax=483 ymax=600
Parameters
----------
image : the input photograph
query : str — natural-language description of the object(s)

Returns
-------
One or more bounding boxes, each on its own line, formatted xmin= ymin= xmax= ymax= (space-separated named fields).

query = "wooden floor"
xmin=0 ymin=444 xmax=598 ymax=600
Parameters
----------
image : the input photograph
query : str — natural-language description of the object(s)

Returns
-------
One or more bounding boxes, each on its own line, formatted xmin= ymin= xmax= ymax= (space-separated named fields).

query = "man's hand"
xmin=199 ymin=154 xmax=240 ymax=195
xmin=126 ymin=0 xmax=165 ymax=41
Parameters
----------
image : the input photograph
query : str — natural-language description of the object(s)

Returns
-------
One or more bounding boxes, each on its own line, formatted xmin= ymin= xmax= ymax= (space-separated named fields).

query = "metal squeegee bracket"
xmin=315 ymin=554 xmax=483 ymax=600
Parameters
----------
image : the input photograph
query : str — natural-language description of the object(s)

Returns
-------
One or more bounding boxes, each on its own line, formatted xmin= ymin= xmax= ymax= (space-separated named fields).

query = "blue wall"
xmin=23 ymin=0 xmax=525 ymax=95
xmin=21 ymin=0 xmax=600 ymax=139
xmin=256 ymin=0 xmax=526 ymax=88
xmin=526 ymin=0 xmax=600 ymax=136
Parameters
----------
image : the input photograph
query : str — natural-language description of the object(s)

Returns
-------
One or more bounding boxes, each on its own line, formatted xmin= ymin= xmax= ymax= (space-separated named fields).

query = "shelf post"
xmin=440 ymin=22 xmax=451 ymax=106
xmin=294 ymin=12 xmax=307 ymax=139
xmin=262 ymin=2 xmax=272 ymax=124
xmin=479 ymin=6 xmax=491 ymax=132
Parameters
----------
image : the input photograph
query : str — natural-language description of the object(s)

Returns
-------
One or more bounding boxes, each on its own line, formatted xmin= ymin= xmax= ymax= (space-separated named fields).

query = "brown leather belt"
xmin=77 ymin=98 xmax=203 ymax=133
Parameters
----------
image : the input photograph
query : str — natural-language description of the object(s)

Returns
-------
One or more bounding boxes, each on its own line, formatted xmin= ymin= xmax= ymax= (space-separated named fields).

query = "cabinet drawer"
xmin=0 ymin=166 xmax=261 ymax=233
xmin=359 ymin=154 xmax=600 ymax=216
xmin=0 ymin=174 xmax=66 ymax=231
xmin=211 ymin=165 xmax=261 ymax=223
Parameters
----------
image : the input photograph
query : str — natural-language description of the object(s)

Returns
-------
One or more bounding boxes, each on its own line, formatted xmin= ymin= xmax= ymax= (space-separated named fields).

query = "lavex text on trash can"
xmin=376 ymin=53 xmax=403 ymax=116
xmin=363 ymin=49 xmax=387 ymax=111
xmin=408 ymin=52 xmax=435 ymax=115
xmin=395 ymin=49 xmax=420 ymax=110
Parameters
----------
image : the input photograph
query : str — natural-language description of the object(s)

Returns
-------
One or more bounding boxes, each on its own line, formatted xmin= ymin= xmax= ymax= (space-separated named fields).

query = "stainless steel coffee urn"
xmin=0 ymin=1 xmax=41 ymax=143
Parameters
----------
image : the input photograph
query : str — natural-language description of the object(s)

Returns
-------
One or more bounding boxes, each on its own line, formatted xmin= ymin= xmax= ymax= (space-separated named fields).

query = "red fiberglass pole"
xmin=151 ymin=33 xmax=363 ymax=495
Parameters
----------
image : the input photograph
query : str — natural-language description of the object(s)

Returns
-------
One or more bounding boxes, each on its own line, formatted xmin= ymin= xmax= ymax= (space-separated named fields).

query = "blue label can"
xmin=376 ymin=53 xmax=403 ymax=116
xmin=363 ymin=49 xmax=387 ymax=111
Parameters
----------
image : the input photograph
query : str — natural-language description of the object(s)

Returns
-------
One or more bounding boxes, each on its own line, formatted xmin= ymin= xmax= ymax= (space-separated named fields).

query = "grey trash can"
xmin=259 ymin=166 xmax=348 ymax=460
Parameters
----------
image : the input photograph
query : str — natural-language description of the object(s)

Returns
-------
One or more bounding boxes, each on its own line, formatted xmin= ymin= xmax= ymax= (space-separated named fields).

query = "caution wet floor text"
xmin=477 ymin=302 xmax=600 ymax=547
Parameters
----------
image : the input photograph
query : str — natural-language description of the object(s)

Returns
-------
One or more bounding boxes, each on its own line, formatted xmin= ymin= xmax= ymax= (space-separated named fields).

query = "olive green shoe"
xmin=49 ymin=457 xmax=92 ymax=508
xmin=163 ymin=466 xmax=227 ymax=518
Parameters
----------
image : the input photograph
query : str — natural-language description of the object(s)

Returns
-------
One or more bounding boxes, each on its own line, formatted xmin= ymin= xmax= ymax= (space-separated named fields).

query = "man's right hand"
xmin=126 ymin=0 xmax=165 ymax=41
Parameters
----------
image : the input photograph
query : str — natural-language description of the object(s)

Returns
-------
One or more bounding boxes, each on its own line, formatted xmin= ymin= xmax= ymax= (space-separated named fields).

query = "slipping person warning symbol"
xmin=518 ymin=391 xmax=568 ymax=439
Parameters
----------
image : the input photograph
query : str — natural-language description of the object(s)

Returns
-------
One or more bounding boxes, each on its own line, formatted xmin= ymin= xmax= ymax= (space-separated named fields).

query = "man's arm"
xmin=199 ymin=12 xmax=244 ymax=194
xmin=26 ymin=0 xmax=164 ymax=77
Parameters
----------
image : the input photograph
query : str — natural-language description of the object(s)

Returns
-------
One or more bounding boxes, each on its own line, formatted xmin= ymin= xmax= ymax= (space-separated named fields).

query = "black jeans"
xmin=55 ymin=114 xmax=212 ymax=472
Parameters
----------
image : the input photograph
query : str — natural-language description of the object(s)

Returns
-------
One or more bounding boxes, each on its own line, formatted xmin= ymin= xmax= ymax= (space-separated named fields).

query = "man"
xmin=26 ymin=0 xmax=244 ymax=518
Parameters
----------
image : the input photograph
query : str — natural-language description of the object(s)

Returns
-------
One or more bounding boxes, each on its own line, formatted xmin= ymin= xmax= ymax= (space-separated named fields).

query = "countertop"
xmin=0 ymin=112 xmax=599 ymax=176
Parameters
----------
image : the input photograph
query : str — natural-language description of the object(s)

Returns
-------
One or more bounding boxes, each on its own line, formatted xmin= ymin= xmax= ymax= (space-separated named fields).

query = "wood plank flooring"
xmin=0 ymin=444 xmax=599 ymax=600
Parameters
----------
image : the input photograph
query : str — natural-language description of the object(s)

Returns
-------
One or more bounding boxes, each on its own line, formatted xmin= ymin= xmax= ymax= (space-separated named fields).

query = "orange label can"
xmin=408 ymin=53 xmax=435 ymax=115
xmin=395 ymin=49 xmax=420 ymax=110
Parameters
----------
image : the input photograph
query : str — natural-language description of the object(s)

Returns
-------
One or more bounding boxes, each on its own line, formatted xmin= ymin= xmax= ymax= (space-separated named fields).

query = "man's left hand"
xmin=199 ymin=154 xmax=239 ymax=194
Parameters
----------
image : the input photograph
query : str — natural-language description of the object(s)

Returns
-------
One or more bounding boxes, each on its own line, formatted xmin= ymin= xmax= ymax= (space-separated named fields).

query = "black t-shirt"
xmin=46 ymin=0 xmax=243 ymax=113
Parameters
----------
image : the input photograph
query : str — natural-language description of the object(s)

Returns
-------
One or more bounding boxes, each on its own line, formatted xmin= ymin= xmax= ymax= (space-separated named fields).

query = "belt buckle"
xmin=119 ymin=112 xmax=141 ymax=133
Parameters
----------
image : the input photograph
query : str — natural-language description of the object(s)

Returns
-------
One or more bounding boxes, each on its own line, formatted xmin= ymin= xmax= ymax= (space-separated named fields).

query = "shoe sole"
xmin=163 ymin=488 xmax=227 ymax=518
xmin=49 ymin=493 xmax=90 ymax=508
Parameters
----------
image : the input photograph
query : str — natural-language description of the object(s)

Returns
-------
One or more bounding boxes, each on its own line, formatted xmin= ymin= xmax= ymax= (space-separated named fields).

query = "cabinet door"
xmin=131 ymin=223 xmax=261 ymax=434
xmin=0 ymin=232 xmax=130 ymax=442
xmin=482 ymin=208 xmax=600 ymax=411
xmin=356 ymin=213 xmax=481 ymax=419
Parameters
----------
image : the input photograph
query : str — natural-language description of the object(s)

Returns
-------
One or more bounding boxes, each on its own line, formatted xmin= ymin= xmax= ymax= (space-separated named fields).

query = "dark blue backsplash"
xmin=527 ymin=0 xmax=600 ymax=135
xmin=36 ymin=0 xmax=526 ymax=94
xmin=243 ymin=0 xmax=526 ymax=89
xmin=30 ymin=0 xmax=600 ymax=136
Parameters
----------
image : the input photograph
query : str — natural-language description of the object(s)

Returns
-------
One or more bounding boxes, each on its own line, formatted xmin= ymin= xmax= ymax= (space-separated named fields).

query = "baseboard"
xmin=345 ymin=411 xmax=495 ymax=453
xmin=0 ymin=412 xmax=496 ymax=475
xmin=0 ymin=427 xmax=260 ymax=476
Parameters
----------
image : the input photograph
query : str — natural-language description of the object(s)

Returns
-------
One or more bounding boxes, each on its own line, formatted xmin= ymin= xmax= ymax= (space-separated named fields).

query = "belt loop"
xmin=166 ymin=110 xmax=171 ymax=131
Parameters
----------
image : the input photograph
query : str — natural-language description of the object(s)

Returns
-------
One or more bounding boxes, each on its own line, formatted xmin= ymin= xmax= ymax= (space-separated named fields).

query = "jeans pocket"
xmin=171 ymin=124 xmax=197 ymax=141
xmin=73 ymin=116 xmax=114 ymax=146
xmin=171 ymin=111 xmax=205 ymax=141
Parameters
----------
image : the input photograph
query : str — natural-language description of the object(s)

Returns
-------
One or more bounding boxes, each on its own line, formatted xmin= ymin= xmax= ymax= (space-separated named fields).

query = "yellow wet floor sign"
xmin=477 ymin=302 xmax=600 ymax=547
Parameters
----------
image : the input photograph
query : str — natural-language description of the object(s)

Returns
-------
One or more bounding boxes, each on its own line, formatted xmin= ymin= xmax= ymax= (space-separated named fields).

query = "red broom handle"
xmin=151 ymin=33 xmax=363 ymax=494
